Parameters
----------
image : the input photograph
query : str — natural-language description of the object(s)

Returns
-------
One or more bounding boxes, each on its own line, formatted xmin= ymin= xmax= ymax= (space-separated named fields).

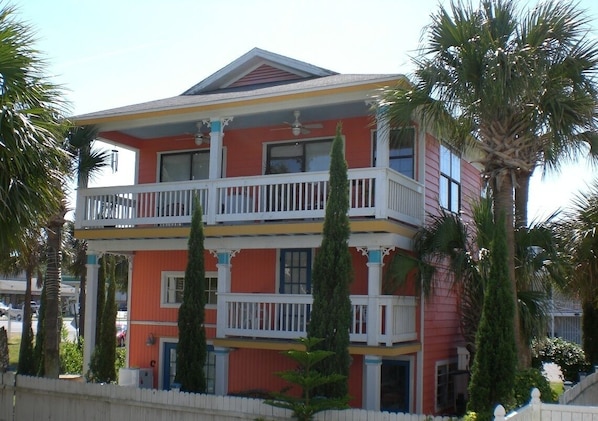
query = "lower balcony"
xmin=75 ymin=168 xmax=424 ymax=229
xmin=216 ymin=293 xmax=417 ymax=346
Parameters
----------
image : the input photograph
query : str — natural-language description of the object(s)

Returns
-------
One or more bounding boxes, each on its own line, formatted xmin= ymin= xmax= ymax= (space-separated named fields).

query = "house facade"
xmin=73 ymin=48 xmax=482 ymax=415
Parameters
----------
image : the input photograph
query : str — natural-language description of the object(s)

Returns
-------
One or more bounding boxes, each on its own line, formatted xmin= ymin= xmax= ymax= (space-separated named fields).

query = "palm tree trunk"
xmin=44 ymin=207 xmax=65 ymax=378
xmin=492 ymin=173 xmax=525 ymax=368
xmin=515 ymin=170 xmax=531 ymax=229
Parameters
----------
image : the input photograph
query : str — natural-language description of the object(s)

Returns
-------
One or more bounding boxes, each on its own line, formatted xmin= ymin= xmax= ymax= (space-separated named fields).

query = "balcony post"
xmin=215 ymin=250 xmax=235 ymax=337
xmin=205 ymin=119 xmax=222 ymax=225
xmin=83 ymin=252 xmax=100 ymax=375
xmin=375 ymin=106 xmax=390 ymax=168
xmin=363 ymin=355 xmax=382 ymax=411
xmin=214 ymin=347 xmax=230 ymax=395
xmin=365 ymin=247 xmax=384 ymax=346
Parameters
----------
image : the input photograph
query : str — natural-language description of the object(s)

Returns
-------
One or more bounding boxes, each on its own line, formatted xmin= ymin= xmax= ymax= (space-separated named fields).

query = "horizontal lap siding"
xmin=228 ymin=349 xmax=364 ymax=408
xmin=420 ymin=135 xmax=482 ymax=414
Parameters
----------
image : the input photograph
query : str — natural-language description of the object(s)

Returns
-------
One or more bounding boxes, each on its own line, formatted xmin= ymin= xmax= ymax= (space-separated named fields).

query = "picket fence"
xmin=0 ymin=372 xmax=453 ymax=421
xmin=495 ymin=389 xmax=598 ymax=421
xmin=558 ymin=368 xmax=598 ymax=405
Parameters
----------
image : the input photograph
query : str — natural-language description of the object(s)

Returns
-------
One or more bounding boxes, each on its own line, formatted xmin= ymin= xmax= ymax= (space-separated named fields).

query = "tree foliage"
xmin=380 ymin=0 xmax=598 ymax=367
xmin=88 ymin=255 xmax=117 ymax=382
xmin=0 ymin=4 xmax=69 ymax=254
xmin=306 ymin=123 xmax=352 ymax=399
xmin=265 ymin=337 xmax=349 ymax=421
xmin=176 ymin=195 xmax=207 ymax=393
xmin=467 ymin=215 xmax=517 ymax=420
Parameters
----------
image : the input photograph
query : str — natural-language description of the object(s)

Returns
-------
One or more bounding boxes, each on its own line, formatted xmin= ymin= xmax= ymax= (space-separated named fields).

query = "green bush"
xmin=531 ymin=337 xmax=591 ymax=382
xmin=60 ymin=337 xmax=126 ymax=379
xmin=60 ymin=339 xmax=83 ymax=374
xmin=513 ymin=368 xmax=556 ymax=406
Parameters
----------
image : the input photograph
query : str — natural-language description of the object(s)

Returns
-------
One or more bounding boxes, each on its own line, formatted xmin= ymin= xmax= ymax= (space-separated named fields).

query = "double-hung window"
xmin=439 ymin=145 xmax=461 ymax=212
xmin=161 ymin=271 xmax=218 ymax=307
xmin=436 ymin=360 xmax=458 ymax=412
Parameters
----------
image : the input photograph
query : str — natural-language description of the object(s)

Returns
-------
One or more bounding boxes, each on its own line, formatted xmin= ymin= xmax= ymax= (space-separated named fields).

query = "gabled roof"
xmin=182 ymin=47 xmax=338 ymax=95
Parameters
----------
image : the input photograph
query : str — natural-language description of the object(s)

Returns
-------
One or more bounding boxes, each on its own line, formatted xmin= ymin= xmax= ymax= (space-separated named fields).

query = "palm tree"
xmin=0 ymin=5 xmax=69 ymax=255
xmin=554 ymin=181 xmax=598 ymax=365
xmin=386 ymin=197 xmax=566 ymax=359
xmin=43 ymin=125 xmax=109 ymax=377
xmin=380 ymin=0 xmax=598 ymax=365
xmin=0 ymin=226 xmax=45 ymax=374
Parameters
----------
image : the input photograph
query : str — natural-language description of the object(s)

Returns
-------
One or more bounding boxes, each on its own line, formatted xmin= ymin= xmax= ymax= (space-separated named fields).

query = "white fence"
xmin=0 ymin=372 xmax=453 ymax=421
xmin=495 ymin=383 xmax=598 ymax=421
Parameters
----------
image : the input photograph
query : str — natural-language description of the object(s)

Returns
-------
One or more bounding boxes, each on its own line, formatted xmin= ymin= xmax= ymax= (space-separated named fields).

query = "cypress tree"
xmin=582 ymin=301 xmax=598 ymax=366
xmin=89 ymin=254 xmax=117 ymax=382
xmin=176 ymin=195 xmax=207 ymax=392
xmin=306 ymin=122 xmax=352 ymax=399
xmin=467 ymin=214 xmax=517 ymax=419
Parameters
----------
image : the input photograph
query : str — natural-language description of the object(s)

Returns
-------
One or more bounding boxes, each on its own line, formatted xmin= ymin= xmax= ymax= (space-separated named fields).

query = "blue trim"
xmin=217 ymin=252 xmax=230 ymax=265
xmin=86 ymin=254 xmax=97 ymax=265
xmin=365 ymin=357 xmax=382 ymax=365
xmin=369 ymin=249 xmax=382 ymax=264
xmin=211 ymin=120 xmax=222 ymax=133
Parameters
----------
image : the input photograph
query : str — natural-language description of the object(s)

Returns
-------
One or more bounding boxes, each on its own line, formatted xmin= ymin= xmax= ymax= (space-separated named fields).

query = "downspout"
xmin=417 ymin=287 xmax=424 ymax=414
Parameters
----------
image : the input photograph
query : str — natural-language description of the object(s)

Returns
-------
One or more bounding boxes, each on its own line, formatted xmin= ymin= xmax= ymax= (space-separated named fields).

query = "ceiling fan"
xmin=273 ymin=110 xmax=323 ymax=136
xmin=172 ymin=122 xmax=210 ymax=145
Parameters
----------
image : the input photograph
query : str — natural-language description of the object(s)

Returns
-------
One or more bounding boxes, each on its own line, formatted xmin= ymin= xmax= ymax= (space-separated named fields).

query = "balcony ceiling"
xmin=117 ymin=101 xmax=372 ymax=140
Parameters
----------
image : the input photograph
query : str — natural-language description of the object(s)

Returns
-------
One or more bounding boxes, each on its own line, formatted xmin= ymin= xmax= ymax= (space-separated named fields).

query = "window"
xmin=205 ymin=275 xmax=218 ymax=306
xmin=205 ymin=345 xmax=216 ymax=394
xmin=436 ymin=361 xmax=458 ymax=412
xmin=266 ymin=139 xmax=333 ymax=174
xmin=160 ymin=150 xmax=210 ymax=182
xmin=439 ymin=145 xmax=461 ymax=212
xmin=372 ymin=128 xmax=416 ymax=179
xmin=279 ymin=249 xmax=312 ymax=294
xmin=161 ymin=271 xmax=218 ymax=307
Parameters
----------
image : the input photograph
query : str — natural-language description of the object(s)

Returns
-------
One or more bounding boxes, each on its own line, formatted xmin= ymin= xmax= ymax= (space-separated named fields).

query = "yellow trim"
xmin=212 ymin=338 xmax=421 ymax=356
xmin=74 ymin=80 xmax=401 ymax=126
xmin=75 ymin=219 xmax=417 ymax=241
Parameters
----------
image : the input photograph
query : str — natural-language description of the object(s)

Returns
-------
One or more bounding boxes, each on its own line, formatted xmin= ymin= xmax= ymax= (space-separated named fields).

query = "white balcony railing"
xmin=217 ymin=293 xmax=417 ymax=346
xmin=75 ymin=168 xmax=424 ymax=229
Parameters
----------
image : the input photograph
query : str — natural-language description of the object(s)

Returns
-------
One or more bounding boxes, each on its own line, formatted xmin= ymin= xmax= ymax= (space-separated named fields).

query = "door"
xmin=163 ymin=342 xmax=178 ymax=390
xmin=380 ymin=359 xmax=410 ymax=413
xmin=279 ymin=249 xmax=311 ymax=332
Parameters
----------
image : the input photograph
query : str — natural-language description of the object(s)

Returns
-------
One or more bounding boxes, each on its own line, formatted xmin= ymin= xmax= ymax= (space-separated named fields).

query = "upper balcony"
xmin=75 ymin=167 xmax=424 ymax=231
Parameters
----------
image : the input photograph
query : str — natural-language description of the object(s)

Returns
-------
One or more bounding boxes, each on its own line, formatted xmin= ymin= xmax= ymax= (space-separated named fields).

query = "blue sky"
xmin=13 ymin=0 xmax=598 ymax=221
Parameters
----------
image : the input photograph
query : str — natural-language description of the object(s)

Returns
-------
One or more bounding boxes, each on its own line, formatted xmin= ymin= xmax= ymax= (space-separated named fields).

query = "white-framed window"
xmin=265 ymin=138 xmax=334 ymax=174
xmin=161 ymin=271 xmax=218 ymax=307
xmin=436 ymin=360 xmax=458 ymax=412
xmin=439 ymin=145 xmax=461 ymax=212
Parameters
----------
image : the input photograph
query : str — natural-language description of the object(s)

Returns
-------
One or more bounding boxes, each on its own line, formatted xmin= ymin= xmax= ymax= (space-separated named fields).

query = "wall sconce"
xmin=146 ymin=333 xmax=156 ymax=346
xmin=110 ymin=148 xmax=119 ymax=173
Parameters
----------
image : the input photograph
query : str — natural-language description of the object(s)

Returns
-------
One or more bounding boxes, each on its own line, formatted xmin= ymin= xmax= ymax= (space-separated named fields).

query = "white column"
xmin=363 ymin=355 xmax=382 ymax=410
xmin=214 ymin=346 xmax=230 ymax=395
xmin=83 ymin=252 xmax=100 ymax=374
xmin=125 ymin=255 xmax=133 ymax=367
xmin=215 ymin=250 xmax=233 ymax=337
xmin=375 ymin=107 xmax=390 ymax=168
xmin=365 ymin=247 xmax=383 ymax=346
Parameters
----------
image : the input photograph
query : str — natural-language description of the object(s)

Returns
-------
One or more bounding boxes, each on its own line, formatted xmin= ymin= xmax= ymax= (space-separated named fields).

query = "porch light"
xmin=146 ymin=333 xmax=156 ymax=346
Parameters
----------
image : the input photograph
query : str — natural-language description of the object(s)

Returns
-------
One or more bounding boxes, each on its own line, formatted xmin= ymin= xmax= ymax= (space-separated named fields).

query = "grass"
xmin=8 ymin=334 xmax=20 ymax=370
xmin=551 ymin=381 xmax=564 ymax=398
